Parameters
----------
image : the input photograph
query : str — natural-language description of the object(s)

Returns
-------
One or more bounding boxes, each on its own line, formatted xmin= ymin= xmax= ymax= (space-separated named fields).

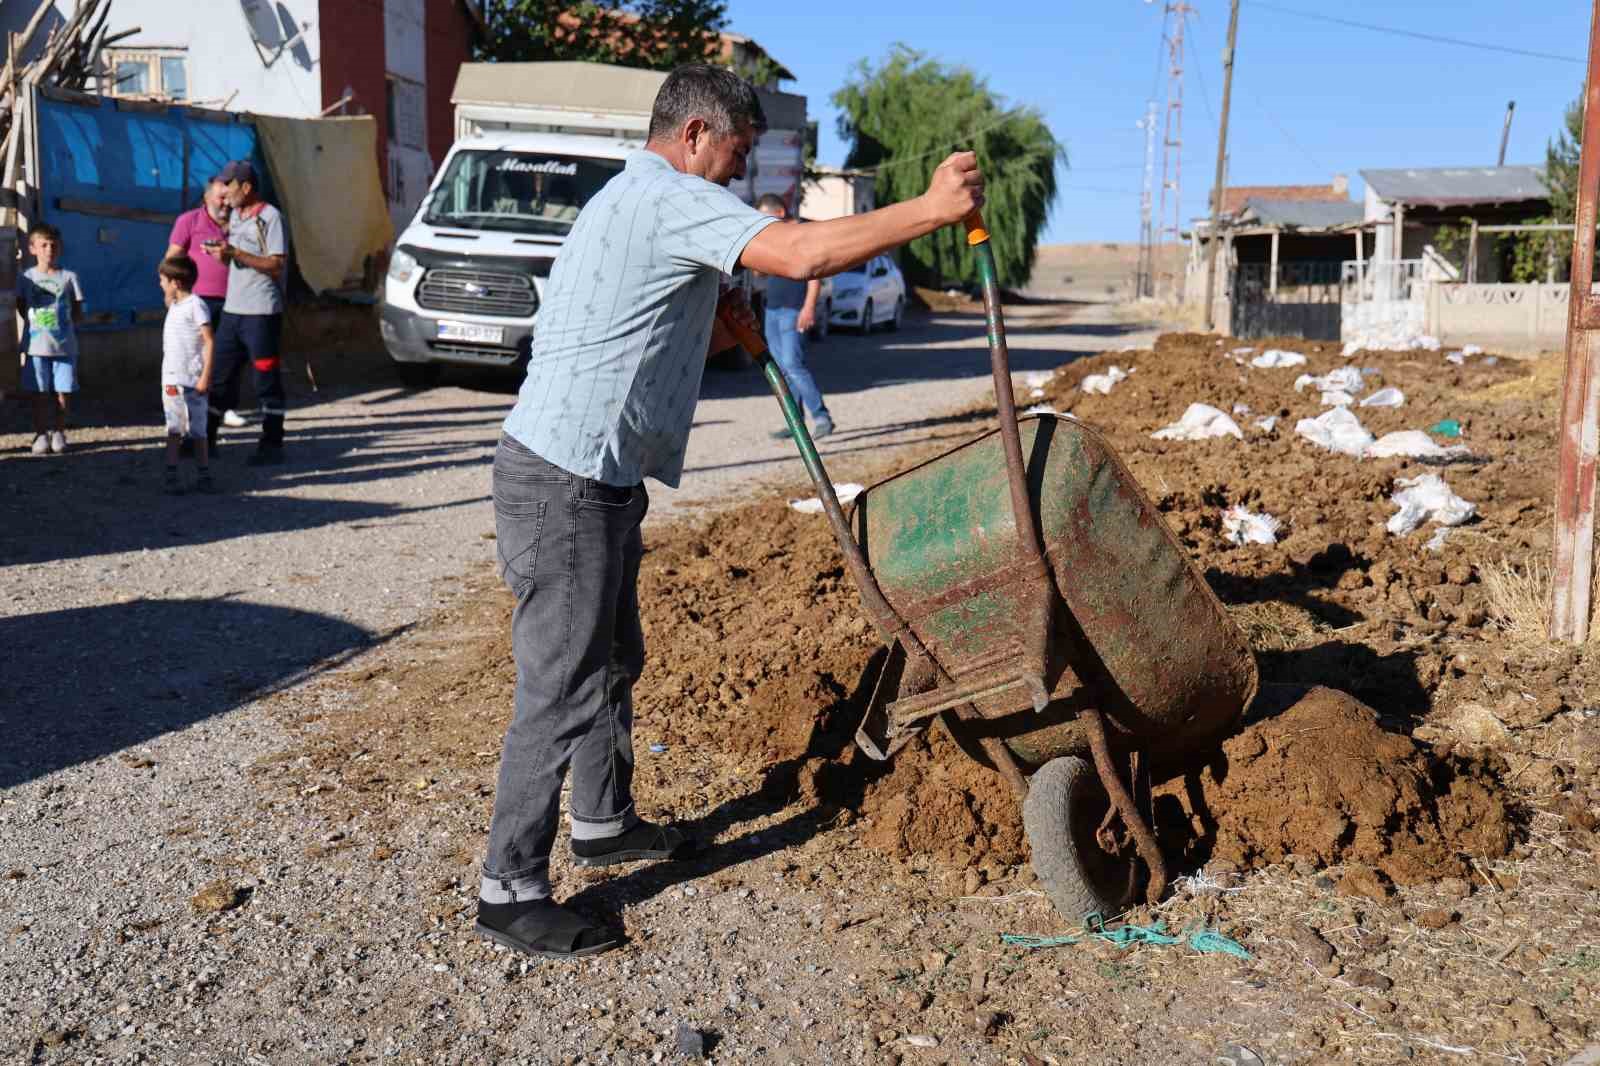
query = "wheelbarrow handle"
xmin=719 ymin=303 xmax=1033 ymax=799
xmin=715 ymin=305 xmax=911 ymax=654
xmin=963 ymin=210 xmax=991 ymax=247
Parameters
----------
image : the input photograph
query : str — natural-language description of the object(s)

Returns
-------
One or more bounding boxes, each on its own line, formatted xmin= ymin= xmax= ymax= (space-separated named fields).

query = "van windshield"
xmin=422 ymin=150 xmax=624 ymax=235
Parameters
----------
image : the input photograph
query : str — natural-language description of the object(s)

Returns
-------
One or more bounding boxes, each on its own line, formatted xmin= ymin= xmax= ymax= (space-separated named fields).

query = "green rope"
xmin=1001 ymin=912 xmax=1252 ymax=959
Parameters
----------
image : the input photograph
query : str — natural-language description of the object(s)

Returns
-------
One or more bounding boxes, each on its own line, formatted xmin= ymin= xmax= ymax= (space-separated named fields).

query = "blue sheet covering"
xmin=34 ymin=93 xmax=270 ymax=327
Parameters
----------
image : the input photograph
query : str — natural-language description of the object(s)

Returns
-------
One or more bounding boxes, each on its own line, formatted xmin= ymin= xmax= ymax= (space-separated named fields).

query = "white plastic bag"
xmin=1294 ymin=367 xmax=1365 ymax=394
xmin=1222 ymin=505 xmax=1283 ymax=546
xmin=1295 ymin=407 xmax=1374 ymax=457
xmin=1364 ymin=431 xmax=1470 ymax=460
xmin=789 ymin=483 xmax=864 ymax=514
xmin=1251 ymin=349 xmax=1306 ymax=369
xmin=1253 ymin=415 xmax=1279 ymax=433
xmin=1359 ymin=386 xmax=1405 ymax=408
xmin=1321 ymin=390 xmax=1356 ymax=407
xmin=1152 ymin=403 xmax=1244 ymax=441
xmin=1386 ymin=474 xmax=1475 ymax=535
xmin=1081 ymin=365 xmax=1130 ymax=395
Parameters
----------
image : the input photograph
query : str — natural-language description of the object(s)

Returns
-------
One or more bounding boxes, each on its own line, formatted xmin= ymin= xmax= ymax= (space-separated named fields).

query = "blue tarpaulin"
xmin=34 ymin=91 xmax=270 ymax=328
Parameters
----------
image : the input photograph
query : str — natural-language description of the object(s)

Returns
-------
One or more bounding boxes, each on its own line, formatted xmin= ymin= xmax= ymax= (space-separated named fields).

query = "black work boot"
xmin=247 ymin=415 xmax=286 ymax=466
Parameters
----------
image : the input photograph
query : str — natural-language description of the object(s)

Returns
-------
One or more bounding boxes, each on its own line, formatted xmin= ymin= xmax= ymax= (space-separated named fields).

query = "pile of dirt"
xmin=1160 ymin=687 xmax=1512 ymax=883
xmin=270 ymin=328 xmax=1578 ymax=888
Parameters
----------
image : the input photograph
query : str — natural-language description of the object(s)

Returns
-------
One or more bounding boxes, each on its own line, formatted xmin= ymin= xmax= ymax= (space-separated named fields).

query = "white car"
xmin=829 ymin=254 xmax=906 ymax=333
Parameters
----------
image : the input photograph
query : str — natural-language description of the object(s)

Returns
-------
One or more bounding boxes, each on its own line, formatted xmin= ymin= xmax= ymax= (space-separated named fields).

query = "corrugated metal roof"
xmin=1240 ymin=198 xmax=1364 ymax=230
xmin=1360 ymin=165 xmax=1548 ymax=207
xmin=452 ymin=62 xmax=806 ymax=131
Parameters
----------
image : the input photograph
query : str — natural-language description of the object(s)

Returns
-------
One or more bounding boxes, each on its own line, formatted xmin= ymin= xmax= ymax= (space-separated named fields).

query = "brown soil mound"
xmin=272 ymin=327 xmax=1555 ymax=887
xmin=1161 ymin=687 xmax=1511 ymax=883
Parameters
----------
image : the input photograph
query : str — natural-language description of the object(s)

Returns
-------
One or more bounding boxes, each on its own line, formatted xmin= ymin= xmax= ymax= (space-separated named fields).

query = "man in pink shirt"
xmin=166 ymin=178 xmax=232 ymax=323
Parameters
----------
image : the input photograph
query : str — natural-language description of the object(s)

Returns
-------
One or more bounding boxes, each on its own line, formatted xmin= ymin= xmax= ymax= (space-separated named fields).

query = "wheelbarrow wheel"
xmin=1023 ymin=756 xmax=1139 ymax=923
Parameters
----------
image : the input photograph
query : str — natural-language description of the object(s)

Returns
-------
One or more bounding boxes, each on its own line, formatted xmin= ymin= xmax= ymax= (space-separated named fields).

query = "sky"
xmin=724 ymin=0 xmax=1589 ymax=248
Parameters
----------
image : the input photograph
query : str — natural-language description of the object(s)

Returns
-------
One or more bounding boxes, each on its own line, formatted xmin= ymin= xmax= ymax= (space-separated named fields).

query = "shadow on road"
xmin=0 ymin=597 xmax=384 ymax=788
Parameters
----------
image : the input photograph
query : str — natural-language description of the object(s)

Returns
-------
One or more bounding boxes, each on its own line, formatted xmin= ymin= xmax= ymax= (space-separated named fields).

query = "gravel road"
xmin=0 ymin=298 xmax=1170 ymax=1065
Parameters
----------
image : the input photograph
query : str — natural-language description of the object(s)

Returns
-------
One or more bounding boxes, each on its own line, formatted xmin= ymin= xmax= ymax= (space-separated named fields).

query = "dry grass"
xmin=1472 ymin=354 xmax=1563 ymax=402
xmin=1229 ymin=601 xmax=1329 ymax=651
xmin=1482 ymin=558 xmax=1553 ymax=640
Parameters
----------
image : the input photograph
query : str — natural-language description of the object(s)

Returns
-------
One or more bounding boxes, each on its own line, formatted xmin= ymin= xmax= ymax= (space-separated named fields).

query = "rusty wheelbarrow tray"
xmin=724 ymin=213 xmax=1257 ymax=920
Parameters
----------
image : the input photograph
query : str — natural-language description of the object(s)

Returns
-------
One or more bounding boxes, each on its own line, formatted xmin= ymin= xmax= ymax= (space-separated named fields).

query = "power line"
xmin=1249 ymin=1 xmax=1584 ymax=65
xmin=1062 ymin=184 xmax=1144 ymax=198
xmin=1182 ymin=9 xmax=1216 ymax=136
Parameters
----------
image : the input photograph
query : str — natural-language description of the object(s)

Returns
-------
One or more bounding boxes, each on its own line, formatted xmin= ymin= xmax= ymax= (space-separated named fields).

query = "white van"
xmin=379 ymin=62 xmax=806 ymax=386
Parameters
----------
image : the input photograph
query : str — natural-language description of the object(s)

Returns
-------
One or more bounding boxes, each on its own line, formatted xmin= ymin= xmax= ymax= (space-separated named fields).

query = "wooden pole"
xmin=1201 ymin=0 xmax=1240 ymax=333
xmin=1550 ymin=0 xmax=1600 ymax=643
xmin=1467 ymin=218 xmax=1479 ymax=284
xmin=1269 ymin=229 xmax=1279 ymax=297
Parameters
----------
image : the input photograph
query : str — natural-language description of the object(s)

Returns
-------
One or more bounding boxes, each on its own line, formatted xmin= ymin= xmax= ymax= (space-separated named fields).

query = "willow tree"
xmin=833 ymin=47 xmax=1063 ymax=289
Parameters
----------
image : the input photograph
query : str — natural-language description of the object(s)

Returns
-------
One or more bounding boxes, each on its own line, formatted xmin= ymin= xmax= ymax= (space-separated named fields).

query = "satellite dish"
xmin=239 ymin=0 xmax=286 ymax=49
xmin=238 ymin=0 xmax=313 ymax=71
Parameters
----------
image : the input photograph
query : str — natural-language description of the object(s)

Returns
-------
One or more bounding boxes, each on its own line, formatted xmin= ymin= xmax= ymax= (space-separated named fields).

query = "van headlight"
xmin=388 ymin=248 xmax=418 ymax=283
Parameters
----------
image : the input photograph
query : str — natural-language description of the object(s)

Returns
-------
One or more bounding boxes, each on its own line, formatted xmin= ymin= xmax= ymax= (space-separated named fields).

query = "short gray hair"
xmin=648 ymin=64 xmax=766 ymax=141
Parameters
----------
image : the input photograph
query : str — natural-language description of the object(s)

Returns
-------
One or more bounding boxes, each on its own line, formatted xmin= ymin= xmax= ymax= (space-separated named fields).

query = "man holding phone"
xmin=166 ymin=178 xmax=246 ymax=435
xmin=203 ymin=160 xmax=288 ymax=465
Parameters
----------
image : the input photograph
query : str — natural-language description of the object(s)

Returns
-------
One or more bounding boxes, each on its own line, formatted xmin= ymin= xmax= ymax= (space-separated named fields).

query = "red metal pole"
xmin=1550 ymin=0 xmax=1600 ymax=643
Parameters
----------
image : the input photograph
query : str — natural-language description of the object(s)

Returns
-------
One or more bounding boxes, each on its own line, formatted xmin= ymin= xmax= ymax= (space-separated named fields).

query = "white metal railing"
xmin=1341 ymin=259 xmax=1423 ymax=304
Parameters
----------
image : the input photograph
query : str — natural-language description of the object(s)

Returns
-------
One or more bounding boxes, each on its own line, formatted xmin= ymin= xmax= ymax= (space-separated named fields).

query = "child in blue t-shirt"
xmin=17 ymin=222 xmax=85 ymax=455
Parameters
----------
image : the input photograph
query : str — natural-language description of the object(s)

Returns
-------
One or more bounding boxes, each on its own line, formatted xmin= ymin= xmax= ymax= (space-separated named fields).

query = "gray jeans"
xmin=481 ymin=435 xmax=647 ymax=903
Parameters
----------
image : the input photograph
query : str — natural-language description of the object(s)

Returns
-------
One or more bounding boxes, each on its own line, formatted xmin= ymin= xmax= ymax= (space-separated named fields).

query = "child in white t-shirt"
xmin=158 ymin=255 xmax=216 ymax=494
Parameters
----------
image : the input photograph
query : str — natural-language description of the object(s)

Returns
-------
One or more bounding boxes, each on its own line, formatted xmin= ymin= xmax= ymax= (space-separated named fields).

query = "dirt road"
xmin=0 ymin=298 xmax=1183 ymax=1064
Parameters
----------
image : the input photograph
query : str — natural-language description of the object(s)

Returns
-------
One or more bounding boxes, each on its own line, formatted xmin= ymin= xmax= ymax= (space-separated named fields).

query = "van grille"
xmin=416 ymin=268 xmax=536 ymax=318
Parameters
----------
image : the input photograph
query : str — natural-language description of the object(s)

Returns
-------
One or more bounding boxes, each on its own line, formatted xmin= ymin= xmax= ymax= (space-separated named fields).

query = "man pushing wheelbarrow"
xmin=476 ymin=63 xmax=988 ymax=960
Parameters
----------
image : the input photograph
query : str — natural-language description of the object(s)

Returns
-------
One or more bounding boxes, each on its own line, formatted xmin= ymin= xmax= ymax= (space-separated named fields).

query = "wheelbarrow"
xmin=722 ymin=213 xmax=1258 ymax=920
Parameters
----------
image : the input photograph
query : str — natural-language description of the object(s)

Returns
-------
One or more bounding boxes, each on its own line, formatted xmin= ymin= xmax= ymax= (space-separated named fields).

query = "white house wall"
xmin=17 ymin=0 xmax=324 ymax=117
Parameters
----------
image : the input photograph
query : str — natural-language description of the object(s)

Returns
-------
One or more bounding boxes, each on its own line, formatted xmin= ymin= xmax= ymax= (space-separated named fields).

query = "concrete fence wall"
xmin=1426 ymin=283 xmax=1570 ymax=349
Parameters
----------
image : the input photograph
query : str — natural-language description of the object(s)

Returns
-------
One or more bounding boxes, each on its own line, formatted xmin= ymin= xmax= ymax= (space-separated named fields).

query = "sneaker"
xmin=29 ymin=434 xmax=48 ymax=456
xmin=48 ymin=430 xmax=65 ymax=454
xmin=812 ymin=417 xmax=836 ymax=440
xmin=245 ymin=444 xmax=285 ymax=467
xmin=163 ymin=470 xmax=184 ymax=496
xmin=769 ymin=425 xmax=795 ymax=440
xmin=195 ymin=472 xmax=218 ymax=494
xmin=222 ymin=410 xmax=247 ymax=428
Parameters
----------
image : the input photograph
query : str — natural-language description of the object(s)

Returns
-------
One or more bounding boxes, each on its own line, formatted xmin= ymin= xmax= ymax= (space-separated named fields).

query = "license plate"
xmin=437 ymin=320 xmax=504 ymax=344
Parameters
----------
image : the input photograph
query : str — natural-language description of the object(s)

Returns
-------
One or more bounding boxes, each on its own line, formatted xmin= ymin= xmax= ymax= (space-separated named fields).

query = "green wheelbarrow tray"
xmin=720 ymin=209 xmax=1256 ymax=918
xmin=849 ymin=412 xmax=1258 ymax=774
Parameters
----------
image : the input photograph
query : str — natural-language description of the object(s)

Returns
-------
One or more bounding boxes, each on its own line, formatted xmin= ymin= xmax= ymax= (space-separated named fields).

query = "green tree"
xmin=478 ymin=0 xmax=726 ymax=70
xmin=832 ymin=46 xmax=1063 ymax=290
xmin=1507 ymin=88 xmax=1583 ymax=282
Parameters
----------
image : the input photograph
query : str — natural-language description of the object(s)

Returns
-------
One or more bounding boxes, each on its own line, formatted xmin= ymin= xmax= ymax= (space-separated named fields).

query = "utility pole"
xmin=1549 ymin=2 xmax=1600 ymax=642
xmin=1202 ymin=0 xmax=1240 ymax=332
xmin=1157 ymin=3 xmax=1192 ymax=300
xmin=1497 ymin=100 xmax=1516 ymax=166
xmin=1136 ymin=99 xmax=1158 ymax=299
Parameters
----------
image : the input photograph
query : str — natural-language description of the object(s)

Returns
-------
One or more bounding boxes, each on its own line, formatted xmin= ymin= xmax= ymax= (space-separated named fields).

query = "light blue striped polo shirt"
xmin=502 ymin=149 xmax=777 ymax=487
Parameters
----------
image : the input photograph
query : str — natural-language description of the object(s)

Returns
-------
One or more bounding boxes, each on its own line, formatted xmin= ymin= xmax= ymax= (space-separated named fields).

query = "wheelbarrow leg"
xmin=1081 ymin=707 xmax=1168 ymax=907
